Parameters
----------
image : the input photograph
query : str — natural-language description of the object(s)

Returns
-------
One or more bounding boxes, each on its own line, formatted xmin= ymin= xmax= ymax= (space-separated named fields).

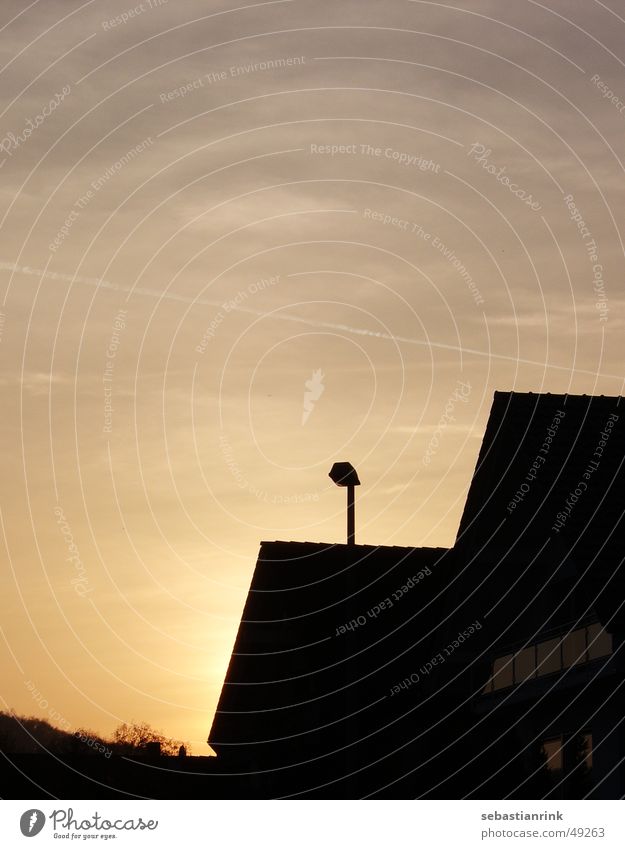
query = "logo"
xmin=20 ymin=810 xmax=45 ymax=837
xmin=302 ymin=368 xmax=325 ymax=425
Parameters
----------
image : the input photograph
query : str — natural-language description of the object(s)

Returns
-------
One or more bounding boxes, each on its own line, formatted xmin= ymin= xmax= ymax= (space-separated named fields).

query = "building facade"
xmin=210 ymin=392 xmax=625 ymax=798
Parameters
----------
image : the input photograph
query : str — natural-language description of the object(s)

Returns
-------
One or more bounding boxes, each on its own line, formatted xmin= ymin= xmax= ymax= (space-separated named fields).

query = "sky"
xmin=1 ymin=0 xmax=624 ymax=752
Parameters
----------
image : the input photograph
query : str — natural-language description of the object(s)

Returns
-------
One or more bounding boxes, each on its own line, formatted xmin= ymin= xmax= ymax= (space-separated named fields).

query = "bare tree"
xmin=112 ymin=721 xmax=189 ymax=756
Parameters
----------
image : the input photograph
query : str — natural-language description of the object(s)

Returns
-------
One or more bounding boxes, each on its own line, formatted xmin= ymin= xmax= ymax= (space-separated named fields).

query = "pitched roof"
xmin=456 ymin=391 xmax=625 ymax=556
xmin=455 ymin=391 xmax=625 ymax=631
xmin=208 ymin=541 xmax=458 ymax=760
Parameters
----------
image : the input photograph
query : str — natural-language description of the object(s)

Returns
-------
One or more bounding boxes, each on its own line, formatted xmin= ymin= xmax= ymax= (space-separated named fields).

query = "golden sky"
xmin=1 ymin=0 xmax=624 ymax=752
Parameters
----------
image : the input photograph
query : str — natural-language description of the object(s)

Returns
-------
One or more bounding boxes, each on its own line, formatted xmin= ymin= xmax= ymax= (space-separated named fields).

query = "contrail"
xmin=1 ymin=261 xmax=621 ymax=380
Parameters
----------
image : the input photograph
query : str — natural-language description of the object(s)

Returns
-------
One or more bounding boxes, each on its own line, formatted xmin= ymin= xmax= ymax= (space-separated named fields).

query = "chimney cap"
xmin=329 ymin=462 xmax=360 ymax=487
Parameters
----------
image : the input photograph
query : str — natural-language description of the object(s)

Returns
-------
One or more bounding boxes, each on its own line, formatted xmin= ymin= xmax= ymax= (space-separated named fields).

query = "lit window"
xmin=587 ymin=623 xmax=612 ymax=660
xmin=514 ymin=646 xmax=536 ymax=682
xmin=542 ymin=737 xmax=563 ymax=771
xmin=483 ymin=622 xmax=613 ymax=699
xmin=563 ymin=628 xmax=587 ymax=667
xmin=537 ymin=638 xmax=561 ymax=676
xmin=492 ymin=654 xmax=513 ymax=690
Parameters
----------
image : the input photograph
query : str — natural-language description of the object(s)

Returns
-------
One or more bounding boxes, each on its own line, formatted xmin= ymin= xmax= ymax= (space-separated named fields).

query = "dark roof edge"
xmin=493 ymin=390 xmax=623 ymax=401
xmin=259 ymin=540 xmax=449 ymax=553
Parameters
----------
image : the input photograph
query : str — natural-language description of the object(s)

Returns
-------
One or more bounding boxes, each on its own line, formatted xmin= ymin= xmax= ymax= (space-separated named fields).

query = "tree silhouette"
xmin=0 ymin=711 xmax=190 ymax=757
xmin=112 ymin=720 xmax=189 ymax=756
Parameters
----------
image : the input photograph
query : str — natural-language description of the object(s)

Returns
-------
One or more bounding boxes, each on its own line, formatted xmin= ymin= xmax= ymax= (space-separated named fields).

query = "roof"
xmin=208 ymin=541 xmax=464 ymax=767
xmin=455 ymin=391 xmax=625 ymax=630
xmin=457 ymin=391 xmax=625 ymax=553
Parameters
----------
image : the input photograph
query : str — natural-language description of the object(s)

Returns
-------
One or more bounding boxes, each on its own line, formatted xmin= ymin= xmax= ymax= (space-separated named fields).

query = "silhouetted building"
xmin=210 ymin=392 xmax=625 ymax=798
xmin=456 ymin=391 xmax=624 ymax=799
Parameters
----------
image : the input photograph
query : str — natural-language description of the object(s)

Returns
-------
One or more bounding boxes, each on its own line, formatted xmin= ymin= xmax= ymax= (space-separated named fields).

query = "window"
xmin=492 ymin=654 xmax=513 ymax=690
xmin=537 ymin=638 xmax=561 ymax=676
xmin=563 ymin=628 xmax=587 ymax=667
xmin=541 ymin=734 xmax=592 ymax=772
xmin=580 ymin=732 xmax=593 ymax=770
xmin=483 ymin=622 xmax=612 ymax=695
xmin=514 ymin=646 xmax=536 ymax=682
xmin=587 ymin=623 xmax=612 ymax=660
xmin=542 ymin=737 xmax=563 ymax=771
